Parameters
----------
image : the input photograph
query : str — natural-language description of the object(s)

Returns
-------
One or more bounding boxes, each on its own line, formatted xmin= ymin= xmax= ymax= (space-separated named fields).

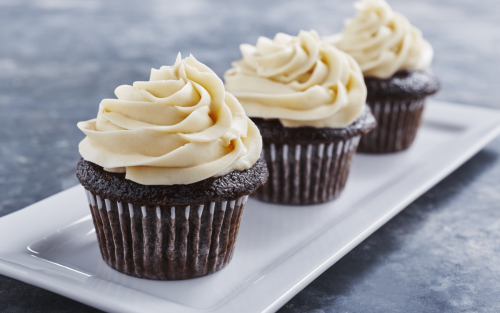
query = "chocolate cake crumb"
xmin=251 ymin=106 xmax=377 ymax=145
xmin=364 ymin=69 xmax=440 ymax=101
xmin=77 ymin=158 xmax=268 ymax=206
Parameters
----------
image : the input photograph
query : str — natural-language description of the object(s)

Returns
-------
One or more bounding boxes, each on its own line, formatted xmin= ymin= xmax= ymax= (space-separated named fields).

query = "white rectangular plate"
xmin=1 ymin=101 xmax=500 ymax=313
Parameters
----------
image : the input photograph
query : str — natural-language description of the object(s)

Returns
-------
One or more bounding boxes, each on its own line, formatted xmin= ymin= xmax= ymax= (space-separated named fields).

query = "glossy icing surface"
xmin=78 ymin=55 xmax=262 ymax=185
xmin=325 ymin=0 xmax=433 ymax=78
xmin=225 ymin=30 xmax=367 ymax=128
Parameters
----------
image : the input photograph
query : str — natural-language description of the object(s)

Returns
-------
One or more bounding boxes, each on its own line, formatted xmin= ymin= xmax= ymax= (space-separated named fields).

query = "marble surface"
xmin=1 ymin=0 xmax=499 ymax=312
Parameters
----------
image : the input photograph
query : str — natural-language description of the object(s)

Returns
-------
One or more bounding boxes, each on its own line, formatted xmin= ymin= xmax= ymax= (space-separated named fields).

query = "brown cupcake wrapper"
xmin=84 ymin=188 xmax=249 ymax=280
xmin=358 ymin=98 xmax=426 ymax=153
xmin=253 ymin=136 xmax=360 ymax=205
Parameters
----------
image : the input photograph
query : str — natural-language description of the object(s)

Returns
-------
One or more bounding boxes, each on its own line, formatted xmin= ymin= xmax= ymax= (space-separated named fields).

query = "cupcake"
xmin=76 ymin=54 xmax=268 ymax=280
xmin=324 ymin=0 xmax=440 ymax=153
xmin=225 ymin=30 xmax=376 ymax=205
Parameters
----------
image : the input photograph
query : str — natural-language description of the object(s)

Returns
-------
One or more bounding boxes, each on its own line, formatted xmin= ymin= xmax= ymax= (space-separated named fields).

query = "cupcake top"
xmin=77 ymin=54 xmax=262 ymax=185
xmin=224 ymin=30 xmax=367 ymax=129
xmin=325 ymin=0 xmax=433 ymax=79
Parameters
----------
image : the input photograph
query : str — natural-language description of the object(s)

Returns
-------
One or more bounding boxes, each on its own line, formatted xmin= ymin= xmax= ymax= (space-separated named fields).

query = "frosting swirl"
xmin=324 ymin=0 xmax=433 ymax=78
xmin=224 ymin=30 xmax=367 ymax=128
xmin=77 ymin=54 xmax=262 ymax=185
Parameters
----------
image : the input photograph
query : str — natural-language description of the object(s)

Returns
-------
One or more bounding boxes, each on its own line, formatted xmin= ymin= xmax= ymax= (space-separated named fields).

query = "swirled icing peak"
xmin=224 ymin=30 xmax=367 ymax=128
xmin=325 ymin=0 xmax=433 ymax=78
xmin=77 ymin=54 xmax=262 ymax=185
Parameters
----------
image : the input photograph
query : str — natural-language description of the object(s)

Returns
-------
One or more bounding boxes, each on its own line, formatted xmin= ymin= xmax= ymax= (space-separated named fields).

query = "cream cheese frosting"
xmin=324 ymin=0 xmax=433 ymax=79
xmin=77 ymin=54 xmax=262 ymax=185
xmin=224 ymin=30 xmax=367 ymax=128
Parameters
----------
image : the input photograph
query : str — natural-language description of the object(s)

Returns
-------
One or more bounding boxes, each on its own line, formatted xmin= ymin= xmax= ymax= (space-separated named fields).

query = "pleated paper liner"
xmin=84 ymin=189 xmax=248 ymax=280
xmin=358 ymin=98 xmax=426 ymax=153
xmin=253 ymin=136 xmax=361 ymax=205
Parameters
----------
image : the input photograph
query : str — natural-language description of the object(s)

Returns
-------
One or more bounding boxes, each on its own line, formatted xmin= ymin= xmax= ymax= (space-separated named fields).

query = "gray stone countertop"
xmin=1 ymin=0 xmax=500 ymax=312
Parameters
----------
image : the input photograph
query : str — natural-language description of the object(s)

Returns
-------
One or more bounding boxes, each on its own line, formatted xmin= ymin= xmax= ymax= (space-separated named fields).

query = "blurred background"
xmin=1 ymin=0 xmax=500 ymax=312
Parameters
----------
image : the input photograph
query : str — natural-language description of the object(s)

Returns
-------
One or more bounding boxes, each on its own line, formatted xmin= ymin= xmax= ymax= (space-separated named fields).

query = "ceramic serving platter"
xmin=1 ymin=101 xmax=500 ymax=313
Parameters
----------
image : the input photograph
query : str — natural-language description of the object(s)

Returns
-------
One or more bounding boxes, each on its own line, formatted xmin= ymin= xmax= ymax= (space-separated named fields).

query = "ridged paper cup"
xmin=357 ymin=98 xmax=426 ymax=153
xmin=358 ymin=70 xmax=439 ymax=153
xmin=253 ymin=135 xmax=361 ymax=205
xmin=84 ymin=188 xmax=249 ymax=280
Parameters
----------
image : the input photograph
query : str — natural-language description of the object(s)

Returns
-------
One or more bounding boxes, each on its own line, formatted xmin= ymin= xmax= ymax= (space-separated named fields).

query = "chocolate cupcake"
xmin=225 ymin=30 xmax=376 ymax=205
xmin=76 ymin=54 xmax=267 ymax=280
xmin=325 ymin=0 xmax=440 ymax=153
